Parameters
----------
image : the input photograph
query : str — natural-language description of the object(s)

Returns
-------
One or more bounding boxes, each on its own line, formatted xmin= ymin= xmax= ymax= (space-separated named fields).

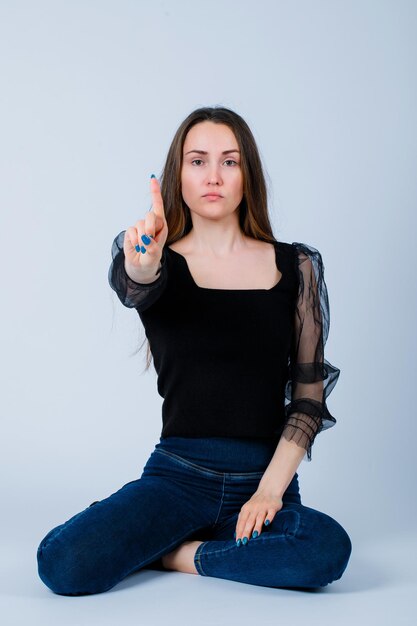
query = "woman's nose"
xmin=207 ymin=168 xmax=222 ymax=185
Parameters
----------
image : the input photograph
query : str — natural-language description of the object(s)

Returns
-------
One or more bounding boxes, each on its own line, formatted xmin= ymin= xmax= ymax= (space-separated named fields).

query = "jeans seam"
xmin=153 ymin=448 xmax=265 ymax=478
xmin=202 ymin=532 xmax=295 ymax=559
xmin=38 ymin=506 xmax=90 ymax=554
xmin=194 ymin=540 xmax=208 ymax=575
xmin=196 ymin=541 xmax=238 ymax=563
xmin=212 ymin=474 xmax=225 ymax=527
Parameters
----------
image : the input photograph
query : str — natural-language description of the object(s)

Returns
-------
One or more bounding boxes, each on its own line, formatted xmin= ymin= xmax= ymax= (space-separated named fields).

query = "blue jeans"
xmin=37 ymin=436 xmax=352 ymax=595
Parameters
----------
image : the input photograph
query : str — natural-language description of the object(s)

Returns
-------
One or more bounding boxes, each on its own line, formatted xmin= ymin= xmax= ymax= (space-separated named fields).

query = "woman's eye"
xmin=191 ymin=159 xmax=203 ymax=166
xmin=224 ymin=159 xmax=238 ymax=166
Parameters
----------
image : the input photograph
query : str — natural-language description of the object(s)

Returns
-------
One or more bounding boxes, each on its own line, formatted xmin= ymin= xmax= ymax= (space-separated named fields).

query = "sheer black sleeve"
xmin=283 ymin=243 xmax=341 ymax=462
xmin=108 ymin=230 xmax=168 ymax=312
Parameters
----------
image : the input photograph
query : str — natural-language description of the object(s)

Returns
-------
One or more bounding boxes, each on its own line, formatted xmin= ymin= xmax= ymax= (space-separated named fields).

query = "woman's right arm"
xmin=108 ymin=176 xmax=169 ymax=312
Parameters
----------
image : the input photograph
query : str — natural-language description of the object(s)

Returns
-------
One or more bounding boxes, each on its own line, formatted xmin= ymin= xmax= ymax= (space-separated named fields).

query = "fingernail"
xmin=141 ymin=234 xmax=151 ymax=245
xmin=264 ymin=519 xmax=270 ymax=526
xmin=236 ymin=538 xmax=241 ymax=547
xmin=233 ymin=531 xmax=236 ymax=539
xmin=252 ymin=530 xmax=258 ymax=539
xmin=150 ymin=174 xmax=156 ymax=178
xmin=242 ymin=537 xmax=248 ymax=545
xmin=141 ymin=246 xmax=146 ymax=254
xmin=135 ymin=244 xmax=141 ymax=253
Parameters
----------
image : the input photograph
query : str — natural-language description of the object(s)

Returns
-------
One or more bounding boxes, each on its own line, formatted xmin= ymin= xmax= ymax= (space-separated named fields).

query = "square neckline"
xmin=167 ymin=241 xmax=284 ymax=292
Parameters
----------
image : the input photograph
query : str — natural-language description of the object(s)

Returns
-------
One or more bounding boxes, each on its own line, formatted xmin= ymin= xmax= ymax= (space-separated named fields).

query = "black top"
xmin=108 ymin=231 xmax=341 ymax=462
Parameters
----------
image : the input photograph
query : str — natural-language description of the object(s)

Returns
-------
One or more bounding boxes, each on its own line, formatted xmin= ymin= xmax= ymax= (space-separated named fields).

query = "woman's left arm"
xmin=233 ymin=433 xmax=306 ymax=546
xmin=234 ymin=243 xmax=341 ymax=545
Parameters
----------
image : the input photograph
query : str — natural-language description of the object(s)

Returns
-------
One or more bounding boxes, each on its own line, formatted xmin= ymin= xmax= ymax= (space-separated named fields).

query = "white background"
xmin=1 ymin=0 xmax=416 ymax=624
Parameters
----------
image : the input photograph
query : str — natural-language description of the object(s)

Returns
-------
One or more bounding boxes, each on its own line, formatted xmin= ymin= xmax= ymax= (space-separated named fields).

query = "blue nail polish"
xmin=141 ymin=246 xmax=146 ymax=254
xmin=135 ymin=244 xmax=140 ymax=253
xmin=264 ymin=519 xmax=270 ymax=526
xmin=150 ymin=174 xmax=156 ymax=178
xmin=252 ymin=530 xmax=258 ymax=539
xmin=233 ymin=531 xmax=236 ymax=539
xmin=242 ymin=537 xmax=248 ymax=545
xmin=141 ymin=234 xmax=151 ymax=245
xmin=236 ymin=539 xmax=241 ymax=547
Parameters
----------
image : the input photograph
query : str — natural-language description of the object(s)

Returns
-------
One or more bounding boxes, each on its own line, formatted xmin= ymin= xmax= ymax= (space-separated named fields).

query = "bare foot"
xmin=161 ymin=540 xmax=204 ymax=575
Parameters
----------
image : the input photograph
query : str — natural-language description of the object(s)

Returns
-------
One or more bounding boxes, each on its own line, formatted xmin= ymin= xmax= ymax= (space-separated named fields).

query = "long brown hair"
xmin=136 ymin=105 xmax=278 ymax=371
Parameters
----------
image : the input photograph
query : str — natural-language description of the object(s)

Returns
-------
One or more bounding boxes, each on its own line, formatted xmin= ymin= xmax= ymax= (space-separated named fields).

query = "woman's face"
xmin=181 ymin=121 xmax=244 ymax=220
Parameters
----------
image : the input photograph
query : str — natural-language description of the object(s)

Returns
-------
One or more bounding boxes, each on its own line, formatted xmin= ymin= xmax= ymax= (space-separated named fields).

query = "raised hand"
xmin=123 ymin=176 xmax=168 ymax=279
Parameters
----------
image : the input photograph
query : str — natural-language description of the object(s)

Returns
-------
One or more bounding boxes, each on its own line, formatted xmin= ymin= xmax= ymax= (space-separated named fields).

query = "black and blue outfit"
xmin=36 ymin=231 xmax=352 ymax=595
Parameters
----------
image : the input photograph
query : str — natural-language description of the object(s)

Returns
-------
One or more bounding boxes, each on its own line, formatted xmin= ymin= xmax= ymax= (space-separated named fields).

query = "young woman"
xmin=37 ymin=106 xmax=352 ymax=595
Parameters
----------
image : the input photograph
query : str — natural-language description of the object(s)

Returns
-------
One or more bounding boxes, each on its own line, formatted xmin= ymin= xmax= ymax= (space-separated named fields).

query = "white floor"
xmin=1 ymin=531 xmax=416 ymax=626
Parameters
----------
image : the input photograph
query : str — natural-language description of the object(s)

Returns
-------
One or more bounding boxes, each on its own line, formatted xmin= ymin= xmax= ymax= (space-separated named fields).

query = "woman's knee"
xmin=293 ymin=505 xmax=352 ymax=586
xmin=38 ymin=529 xmax=87 ymax=596
xmin=37 ymin=521 xmax=112 ymax=596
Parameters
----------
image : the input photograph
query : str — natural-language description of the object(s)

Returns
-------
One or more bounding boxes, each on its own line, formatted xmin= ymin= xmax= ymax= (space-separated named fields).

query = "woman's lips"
xmin=203 ymin=194 xmax=223 ymax=200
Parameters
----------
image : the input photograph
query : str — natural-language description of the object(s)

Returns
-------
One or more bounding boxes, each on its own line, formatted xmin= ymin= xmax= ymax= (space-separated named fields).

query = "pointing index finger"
xmin=150 ymin=176 xmax=165 ymax=219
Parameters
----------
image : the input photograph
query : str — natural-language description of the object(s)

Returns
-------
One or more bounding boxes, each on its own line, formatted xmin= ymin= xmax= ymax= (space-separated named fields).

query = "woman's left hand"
xmin=234 ymin=487 xmax=283 ymax=544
